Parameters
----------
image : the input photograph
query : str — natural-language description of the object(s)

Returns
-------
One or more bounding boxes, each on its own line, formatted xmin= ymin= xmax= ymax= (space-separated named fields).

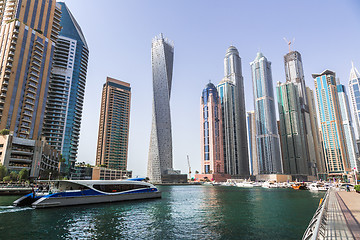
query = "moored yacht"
xmin=13 ymin=179 xmax=161 ymax=208
xmin=308 ymin=182 xmax=329 ymax=191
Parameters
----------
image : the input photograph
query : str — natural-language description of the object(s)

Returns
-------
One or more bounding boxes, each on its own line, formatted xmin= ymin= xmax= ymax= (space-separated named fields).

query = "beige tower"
xmin=96 ymin=77 xmax=131 ymax=171
xmin=0 ymin=0 xmax=61 ymax=139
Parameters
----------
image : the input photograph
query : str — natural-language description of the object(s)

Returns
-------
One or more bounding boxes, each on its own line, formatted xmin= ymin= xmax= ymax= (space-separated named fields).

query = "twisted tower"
xmin=147 ymin=34 xmax=174 ymax=183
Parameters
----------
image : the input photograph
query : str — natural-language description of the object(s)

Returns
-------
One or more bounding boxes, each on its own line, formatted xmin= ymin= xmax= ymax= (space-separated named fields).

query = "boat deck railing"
xmin=302 ymin=189 xmax=329 ymax=240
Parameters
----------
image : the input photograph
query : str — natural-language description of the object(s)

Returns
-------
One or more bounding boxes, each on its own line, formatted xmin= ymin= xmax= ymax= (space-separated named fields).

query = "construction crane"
xmin=187 ymin=155 xmax=191 ymax=180
xmin=283 ymin=37 xmax=295 ymax=53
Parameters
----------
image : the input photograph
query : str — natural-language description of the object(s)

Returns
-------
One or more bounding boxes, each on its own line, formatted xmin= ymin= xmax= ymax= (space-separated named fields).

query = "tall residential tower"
xmin=0 ymin=0 xmax=61 ymax=139
xmin=313 ymin=70 xmax=350 ymax=176
xmin=96 ymin=77 xmax=131 ymax=171
xmin=250 ymin=52 xmax=282 ymax=174
xmin=42 ymin=2 xmax=89 ymax=173
xmin=147 ymin=34 xmax=174 ymax=183
xmin=337 ymin=82 xmax=359 ymax=171
xmin=348 ymin=62 xmax=360 ymax=139
xmin=217 ymin=46 xmax=249 ymax=177
xmin=198 ymin=83 xmax=226 ymax=181
xmin=283 ymin=50 xmax=317 ymax=176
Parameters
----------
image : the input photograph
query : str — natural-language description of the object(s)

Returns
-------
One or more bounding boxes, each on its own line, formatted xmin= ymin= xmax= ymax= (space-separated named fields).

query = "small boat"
xmin=13 ymin=178 xmax=161 ymax=208
xmin=262 ymin=181 xmax=279 ymax=188
xmin=236 ymin=181 xmax=254 ymax=188
xmin=308 ymin=182 xmax=329 ymax=191
xmin=292 ymin=183 xmax=307 ymax=190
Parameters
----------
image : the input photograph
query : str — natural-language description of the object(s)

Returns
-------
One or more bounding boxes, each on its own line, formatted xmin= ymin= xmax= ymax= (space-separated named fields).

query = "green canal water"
xmin=0 ymin=186 xmax=323 ymax=239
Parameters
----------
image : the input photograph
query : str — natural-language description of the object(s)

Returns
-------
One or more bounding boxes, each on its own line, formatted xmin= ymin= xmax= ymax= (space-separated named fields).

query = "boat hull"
xmin=32 ymin=191 xmax=161 ymax=209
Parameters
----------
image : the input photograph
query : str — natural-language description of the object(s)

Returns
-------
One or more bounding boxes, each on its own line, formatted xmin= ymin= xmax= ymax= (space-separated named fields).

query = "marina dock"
xmin=303 ymin=188 xmax=360 ymax=239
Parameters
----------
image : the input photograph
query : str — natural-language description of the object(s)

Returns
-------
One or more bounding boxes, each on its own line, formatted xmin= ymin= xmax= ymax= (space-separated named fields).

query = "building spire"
xmin=350 ymin=61 xmax=360 ymax=80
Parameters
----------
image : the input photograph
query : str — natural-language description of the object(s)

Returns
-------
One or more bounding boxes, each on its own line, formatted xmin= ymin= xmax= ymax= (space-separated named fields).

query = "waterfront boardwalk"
xmin=303 ymin=188 xmax=360 ymax=239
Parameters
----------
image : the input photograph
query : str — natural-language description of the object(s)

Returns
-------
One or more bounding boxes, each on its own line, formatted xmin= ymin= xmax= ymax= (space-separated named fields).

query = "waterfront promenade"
xmin=303 ymin=188 xmax=360 ymax=239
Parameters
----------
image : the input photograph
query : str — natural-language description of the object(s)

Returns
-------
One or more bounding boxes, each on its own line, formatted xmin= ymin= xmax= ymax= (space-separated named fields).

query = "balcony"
xmin=6 ymin=62 xmax=12 ymax=67
xmin=31 ymin=66 xmax=40 ymax=72
xmin=33 ymin=54 xmax=41 ymax=62
xmin=28 ymin=76 xmax=38 ymax=83
xmin=11 ymin=149 xmax=33 ymax=156
xmin=9 ymin=159 xmax=32 ymax=165
xmin=8 ymin=50 xmax=14 ymax=56
xmin=26 ymin=88 xmax=36 ymax=94
xmin=21 ymin=117 xmax=31 ymax=123
xmin=32 ymin=60 xmax=41 ymax=68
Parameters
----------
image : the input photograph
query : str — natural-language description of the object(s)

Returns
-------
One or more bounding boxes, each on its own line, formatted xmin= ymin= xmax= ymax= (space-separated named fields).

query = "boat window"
xmin=93 ymin=184 xmax=150 ymax=193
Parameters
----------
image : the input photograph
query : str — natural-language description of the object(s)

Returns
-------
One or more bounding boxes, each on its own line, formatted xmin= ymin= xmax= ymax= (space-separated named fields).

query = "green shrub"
xmin=3 ymin=176 xmax=11 ymax=182
xmin=355 ymin=185 xmax=360 ymax=192
xmin=0 ymin=129 xmax=10 ymax=135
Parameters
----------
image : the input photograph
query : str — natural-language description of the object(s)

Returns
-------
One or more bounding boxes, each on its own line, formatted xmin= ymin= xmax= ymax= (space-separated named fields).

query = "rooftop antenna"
xmin=283 ymin=37 xmax=295 ymax=53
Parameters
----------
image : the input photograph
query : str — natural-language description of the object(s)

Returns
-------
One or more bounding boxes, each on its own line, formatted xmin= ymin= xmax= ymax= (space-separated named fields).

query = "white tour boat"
xmin=308 ymin=182 xmax=329 ymax=191
xmin=13 ymin=178 xmax=161 ymax=208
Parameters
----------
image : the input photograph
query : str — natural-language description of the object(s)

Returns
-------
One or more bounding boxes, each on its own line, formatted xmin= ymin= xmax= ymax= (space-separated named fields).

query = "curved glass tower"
xmin=42 ymin=2 xmax=89 ymax=175
xmin=147 ymin=34 xmax=174 ymax=183
xmin=251 ymin=52 xmax=282 ymax=174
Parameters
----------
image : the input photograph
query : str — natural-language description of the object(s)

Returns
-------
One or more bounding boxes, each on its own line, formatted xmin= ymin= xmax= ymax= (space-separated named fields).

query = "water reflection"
xmin=0 ymin=186 xmax=323 ymax=240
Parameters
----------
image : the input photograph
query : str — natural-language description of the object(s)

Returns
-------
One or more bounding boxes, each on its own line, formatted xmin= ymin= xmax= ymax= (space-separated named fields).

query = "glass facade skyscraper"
xmin=250 ymin=52 xmax=282 ymax=174
xmin=200 ymin=83 xmax=224 ymax=175
xmin=348 ymin=62 xmax=360 ymax=139
xmin=277 ymin=82 xmax=308 ymax=175
xmin=147 ymin=34 xmax=174 ymax=183
xmin=306 ymin=87 xmax=327 ymax=178
xmin=217 ymin=46 xmax=249 ymax=177
xmin=246 ymin=110 xmax=258 ymax=176
xmin=313 ymin=70 xmax=350 ymax=176
xmin=337 ymin=82 xmax=359 ymax=171
xmin=283 ymin=50 xmax=317 ymax=176
xmin=0 ymin=0 xmax=61 ymax=139
xmin=42 ymin=2 xmax=89 ymax=174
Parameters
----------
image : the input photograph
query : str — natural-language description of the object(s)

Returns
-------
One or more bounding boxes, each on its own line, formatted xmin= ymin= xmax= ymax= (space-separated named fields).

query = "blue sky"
xmin=62 ymin=0 xmax=360 ymax=177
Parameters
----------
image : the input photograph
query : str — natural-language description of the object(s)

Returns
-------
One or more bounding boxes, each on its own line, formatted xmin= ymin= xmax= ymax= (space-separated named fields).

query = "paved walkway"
xmin=336 ymin=191 xmax=360 ymax=239
xmin=325 ymin=190 xmax=355 ymax=239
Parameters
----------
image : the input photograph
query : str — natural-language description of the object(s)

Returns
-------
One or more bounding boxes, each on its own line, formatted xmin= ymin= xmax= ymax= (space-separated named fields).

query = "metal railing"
xmin=302 ymin=189 xmax=330 ymax=240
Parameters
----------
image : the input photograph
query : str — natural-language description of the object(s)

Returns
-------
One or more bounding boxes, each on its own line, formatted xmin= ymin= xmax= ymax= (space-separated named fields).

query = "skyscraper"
xmin=337 ymin=82 xmax=359 ymax=171
xmin=313 ymin=70 xmax=350 ymax=177
xmin=217 ymin=46 xmax=249 ymax=177
xmin=147 ymin=34 xmax=174 ymax=183
xmin=283 ymin=50 xmax=317 ymax=176
xmin=246 ymin=111 xmax=258 ymax=176
xmin=42 ymin=2 xmax=89 ymax=173
xmin=250 ymin=52 xmax=282 ymax=174
xmin=277 ymin=82 xmax=308 ymax=175
xmin=306 ymin=87 xmax=327 ymax=178
xmin=199 ymin=83 xmax=225 ymax=179
xmin=0 ymin=0 xmax=61 ymax=139
xmin=348 ymin=62 xmax=360 ymax=139
xmin=96 ymin=77 xmax=131 ymax=171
